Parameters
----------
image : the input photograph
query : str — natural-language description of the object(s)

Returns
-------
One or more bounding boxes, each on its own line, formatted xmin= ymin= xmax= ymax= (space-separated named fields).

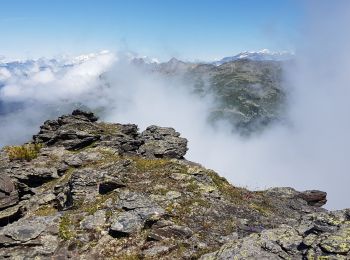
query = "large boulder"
xmin=299 ymin=190 xmax=327 ymax=207
xmin=138 ymin=125 xmax=188 ymax=159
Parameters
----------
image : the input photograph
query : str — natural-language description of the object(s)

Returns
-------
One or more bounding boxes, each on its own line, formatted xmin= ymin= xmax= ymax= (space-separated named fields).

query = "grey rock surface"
xmin=110 ymin=211 xmax=143 ymax=236
xmin=80 ymin=210 xmax=106 ymax=230
xmin=0 ymin=110 xmax=348 ymax=259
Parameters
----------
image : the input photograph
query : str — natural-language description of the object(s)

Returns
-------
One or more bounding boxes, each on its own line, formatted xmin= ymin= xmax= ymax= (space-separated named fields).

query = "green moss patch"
xmin=132 ymin=157 xmax=171 ymax=172
xmin=34 ymin=205 xmax=57 ymax=216
xmin=59 ymin=213 xmax=76 ymax=240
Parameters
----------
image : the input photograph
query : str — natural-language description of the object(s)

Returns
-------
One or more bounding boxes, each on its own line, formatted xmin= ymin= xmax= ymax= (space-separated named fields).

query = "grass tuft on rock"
xmin=132 ymin=157 xmax=171 ymax=172
xmin=5 ymin=143 xmax=42 ymax=161
xmin=59 ymin=214 xmax=75 ymax=241
xmin=34 ymin=205 xmax=57 ymax=216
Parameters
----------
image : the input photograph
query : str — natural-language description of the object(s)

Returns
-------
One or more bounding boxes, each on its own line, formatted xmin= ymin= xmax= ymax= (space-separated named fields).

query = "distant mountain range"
xmin=0 ymin=50 xmax=290 ymax=135
xmin=0 ymin=49 xmax=293 ymax=72
xmin=212 ymin=49 xmax=294 ymax=66
xmin=129 ymin=49 xmax=294 ymax=66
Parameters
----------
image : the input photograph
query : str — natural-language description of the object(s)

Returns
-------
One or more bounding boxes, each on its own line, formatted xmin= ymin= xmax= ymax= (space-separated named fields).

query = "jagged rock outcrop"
xmin=139 ymin=125 xmax=188 ymax=159
xmin=0 ymin=110 xmax=348 ymax=259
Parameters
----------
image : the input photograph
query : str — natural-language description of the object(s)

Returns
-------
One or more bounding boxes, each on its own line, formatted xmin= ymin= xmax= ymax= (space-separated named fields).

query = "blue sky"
xmin=0 ymin=0 xmax=304 ymax=61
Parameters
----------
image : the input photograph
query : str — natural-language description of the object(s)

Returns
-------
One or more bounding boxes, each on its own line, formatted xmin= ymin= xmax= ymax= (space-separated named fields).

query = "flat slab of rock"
xmin=110 ymin=211 xmax=143 ymax=236
xmin=109 ymin=190 xmax=165 ymax=237
xmin=0 ymin=175 xmax=19 ymax=209
xmin=148 ymin=222 xmax=193 ymax=241
xmin=0 ymin=216 xmax=57 ymax=243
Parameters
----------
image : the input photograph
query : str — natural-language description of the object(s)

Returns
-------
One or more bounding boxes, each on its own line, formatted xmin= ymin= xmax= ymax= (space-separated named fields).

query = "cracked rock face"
xmin=0 ymin=110 xmax=348 ymax=259
xmin=0 ymin=175 xmax=18 ymax=209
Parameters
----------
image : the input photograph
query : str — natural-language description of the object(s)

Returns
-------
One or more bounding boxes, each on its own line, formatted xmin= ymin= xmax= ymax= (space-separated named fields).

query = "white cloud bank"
xmin=1 ymin=1 xmax=349 ymax=210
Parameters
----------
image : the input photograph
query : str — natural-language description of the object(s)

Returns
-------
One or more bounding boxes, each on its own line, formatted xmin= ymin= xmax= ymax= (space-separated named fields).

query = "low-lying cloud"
xmin=0 ymin=1 xmax=349 ymax=210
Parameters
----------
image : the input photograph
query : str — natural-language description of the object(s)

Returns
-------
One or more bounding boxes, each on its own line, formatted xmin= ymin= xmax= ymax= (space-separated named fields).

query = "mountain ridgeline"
xmin=1 ymin=110 xmax=349 ymax=259
xmin=133 ymin=57 xmax=287 ymax=135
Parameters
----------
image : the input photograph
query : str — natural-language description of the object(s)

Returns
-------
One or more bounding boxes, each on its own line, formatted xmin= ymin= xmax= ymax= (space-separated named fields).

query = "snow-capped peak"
xmin=0 ymin=51 xmax=116 ymax=84
xmin=213 ymin=49 xmax=294 ymax=66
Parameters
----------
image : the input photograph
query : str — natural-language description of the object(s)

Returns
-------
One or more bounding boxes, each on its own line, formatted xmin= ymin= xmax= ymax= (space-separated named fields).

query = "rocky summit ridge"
xmin=0 ymin=110 xmax=349 ymax=259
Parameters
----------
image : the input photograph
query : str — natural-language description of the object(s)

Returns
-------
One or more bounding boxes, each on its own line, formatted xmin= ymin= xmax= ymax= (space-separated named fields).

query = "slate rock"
xmin=148 ymin=224 xmax=193 ymax=241
xmin=0 ymin=175 xmax=19 ymax=209
xmin=0 ymin=205 xmax=22 ymax=226
xmin=109 ymin=211 xmax=143 ymax=236
xmin=0 ymin=217 xmax=50 ymax=243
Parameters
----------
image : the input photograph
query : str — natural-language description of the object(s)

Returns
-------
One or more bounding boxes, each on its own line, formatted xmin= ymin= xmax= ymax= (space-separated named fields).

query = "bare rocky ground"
xmin=0 ymin=110 xmax=349 ymax=259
